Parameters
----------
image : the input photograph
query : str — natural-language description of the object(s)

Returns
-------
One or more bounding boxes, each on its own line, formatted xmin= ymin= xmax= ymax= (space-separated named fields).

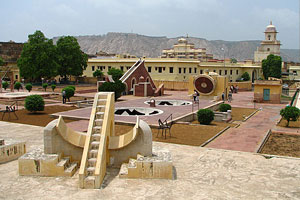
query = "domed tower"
xmin=254 ymin=21 xmax=281 ymax=62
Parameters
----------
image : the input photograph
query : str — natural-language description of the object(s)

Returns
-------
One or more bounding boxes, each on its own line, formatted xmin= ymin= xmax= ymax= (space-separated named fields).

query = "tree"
xmin=230 ymin=58 xmax=237 ymax=63
xmin=98 ymin=80 xmax=126 ymax=101
xmin=25 ymin=95 xmax=45 ymax=113
xmin=17 ymin=30 xmax=58 ymax=81
xmin=42 ymin=83 xmax=48 ymax=91
xmin=2 ymin=81 xmax=8 ymax=90
xmin=197 ymin=109 xmax=214 ymax=125
xmin=14 ymin=82 xmax=22 ymax=91
xmin=62 ymin=86 xmax=75 ymax=101
xmin=25 ymin=83 xmax=33 ymax=92
xmin=51 ymin=84 xmax=56 ymax=92
xmin=280 ymin=106 xmax=300 ymax=127
xmin=56 ymin=36 xmax=88 ymax=81
xmin=262 ymin=54 xmax=282 ymax=79
xmin=108 ymin=68 xmax=123 ymax=81
xmin=93 ymin=70 xmax=104 ymax=79
xmin=0 ymin=56 xmax=4 ymax=66
xmin=241 ymin=72 xmax=250 ymax=81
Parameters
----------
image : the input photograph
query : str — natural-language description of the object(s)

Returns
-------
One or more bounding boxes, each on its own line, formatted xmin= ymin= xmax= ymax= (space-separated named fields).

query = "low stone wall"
xmin=174 ymin=101 xmax=223 ymax=123
xmin=0 ymin=139 xmax=26 ymax=163
xmin=214 ymin=110 xmax=232 ymax=122
xmin=153 ymin=80 xmax=188 ymax=91
xmin=229 ymin=81 xmax=252 ymax=91
xmin=254 ymin=93 xmax=281 ymax=104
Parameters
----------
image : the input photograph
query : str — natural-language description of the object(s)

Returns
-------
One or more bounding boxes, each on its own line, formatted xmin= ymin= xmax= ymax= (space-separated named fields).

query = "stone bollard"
xmin=149 ymin=99 xmax=156 ymax=107
xmin=227 ymin=110 xmax=232 ymax=121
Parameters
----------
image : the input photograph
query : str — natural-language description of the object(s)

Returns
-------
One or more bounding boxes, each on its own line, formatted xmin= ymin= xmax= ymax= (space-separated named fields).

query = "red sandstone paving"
xmin=55 ymin=92 xmax=215 ymax=126
xmin=207 ymin=91 xmax=287 ymax=152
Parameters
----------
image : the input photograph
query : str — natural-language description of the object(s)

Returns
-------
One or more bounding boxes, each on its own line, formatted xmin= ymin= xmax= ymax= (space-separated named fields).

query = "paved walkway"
xmin=54 ymin=91 xmax=215 ymax=126
xmin=1 ymin=121 xmax=300 ymax=199
xmin=207 ymin=91 xmax=286 ymax=152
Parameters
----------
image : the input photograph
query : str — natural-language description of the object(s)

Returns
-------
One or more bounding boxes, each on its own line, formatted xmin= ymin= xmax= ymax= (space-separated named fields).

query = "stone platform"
xmin=0 ymin=121 xmax=300 ymax=199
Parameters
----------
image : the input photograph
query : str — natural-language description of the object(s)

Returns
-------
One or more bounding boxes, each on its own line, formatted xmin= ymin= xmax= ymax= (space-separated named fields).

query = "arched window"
xmin=131 ymin=78 xmax=136 ymax=89
xmin=146 ymin=77 xmax=150 ymax=83
xmin=268 ymin=35 xmax=271 ymax=40
xmin=267 ymin=48 xmax=270 ymax=51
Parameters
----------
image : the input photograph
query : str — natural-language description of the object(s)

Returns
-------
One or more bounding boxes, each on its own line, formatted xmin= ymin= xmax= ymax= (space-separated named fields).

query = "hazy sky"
xmin=1 ymin=0 xmax=299 ymax=49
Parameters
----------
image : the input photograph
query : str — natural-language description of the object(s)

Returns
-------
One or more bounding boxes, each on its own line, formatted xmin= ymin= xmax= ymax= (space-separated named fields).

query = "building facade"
xmin=0 ymin=41 xmax=23 ymax=82
xmin=85 ymin=57 xmax=261 ymax=83
xmin=254 ymin=21 xmax=281 ymax=62
xmin=161 ymin=38 xmax=213 ymax=61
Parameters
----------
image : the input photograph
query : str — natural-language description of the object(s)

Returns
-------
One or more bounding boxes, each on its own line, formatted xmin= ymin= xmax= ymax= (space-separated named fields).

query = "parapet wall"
xmin=0 ymin=139 xmax=26 ymax=163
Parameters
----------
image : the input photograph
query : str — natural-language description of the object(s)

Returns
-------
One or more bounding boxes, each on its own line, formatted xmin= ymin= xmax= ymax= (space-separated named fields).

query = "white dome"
xmin=178 ymin=38 xmax=187 ymax=43
xmin=265 ymin=21 xmax=277 ymax=32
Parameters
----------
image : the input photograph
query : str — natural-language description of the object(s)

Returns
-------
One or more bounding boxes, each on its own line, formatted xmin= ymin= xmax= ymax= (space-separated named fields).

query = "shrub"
xmin=14 ymin=82 xmax=22 ymax=91
xmin=219 ymin=103 xmax=232 ymax=112
xmin=93 ymin=70 xmax=104 ymax=79
xmin=62 ymin=86 xmax=75 ymax=101
xmin=51 ymin=84 xmax=56 ymax=92
xmin=241 ymin=72 xmax=250 ymax=81
xmin=2 ymin=81 xmax=8 ymax=90
xmin=280 ymin=106 xmax=300 ymax=127
xmin=98 ymin=80 xmax=126 ymax=101
xmin=108 ymin=68 xmax=123 ymax=81
xmin=197 ymin=109 xmax=214 ymax=125
xmin=42 ymin=83 xmax=48 ymax=91
xmin=25 ymin=83 xmax=33 ymax=92
xmin=67 ymin=85 xmax=76 ymax=91
xmin=25 ymin=95 xmax=45 ymax=112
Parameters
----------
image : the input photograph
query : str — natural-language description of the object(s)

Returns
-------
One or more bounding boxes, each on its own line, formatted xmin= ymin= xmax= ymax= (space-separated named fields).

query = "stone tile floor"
xmin=0 ymin=121 xmax=300 ymax=199
xmin=53 ymin=90 xmax=215 ymax=126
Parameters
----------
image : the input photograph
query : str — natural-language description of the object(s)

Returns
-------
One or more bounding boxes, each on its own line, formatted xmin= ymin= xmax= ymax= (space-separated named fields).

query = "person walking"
xmin=228 ymin=91 xmax=232 ymax=102
xmin=62 ymin=90 xmax=67 ymax=104
xmin=222 ymin=92 xmax=225 ymax=102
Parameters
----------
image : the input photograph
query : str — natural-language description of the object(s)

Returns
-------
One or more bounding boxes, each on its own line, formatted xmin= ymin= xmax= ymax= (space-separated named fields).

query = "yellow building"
xmin=0 ymin=42 xmax=22 ymax=82
xmin=254 ymin=79 xmax=282 ymax=104
xmin=161 ymin=38 xmax=213 ymax=61
xmin=85 ymin=57 xmax=261 ymax=83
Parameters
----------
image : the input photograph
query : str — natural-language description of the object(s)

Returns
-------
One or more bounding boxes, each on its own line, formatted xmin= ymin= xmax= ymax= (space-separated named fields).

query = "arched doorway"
xmin=124 ymin=82 xmax=128 ymax=94
xmin=252 ymin=70 xmax=257 ymax=82
xmin=131 ymin=78 xmax=136 ymax=91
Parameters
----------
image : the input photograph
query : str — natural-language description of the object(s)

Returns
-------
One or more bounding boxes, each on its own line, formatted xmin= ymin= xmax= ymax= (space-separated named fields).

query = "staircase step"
xmin=84 ymin=176 xmax=96 ymax=189
xmin=119 ymin=163 xmax=129 ymax=178
xmin=88 ymin=158 xmax=97 ymax=167
xmin=93 ymin=126 xmax=102 ymax=134
xmin=128 ymin=158 xmax=137 ymax=168
xmin=91 ymin=141 xmax=100 ymax=149
xmin=89 ymin=149 xmax=98 ymax=158
xmin=137 ymin=154 xmax=144 ymax=161
xmin=97 ymin=105 xmax=105 ymax=112
xmin=96 ymin=112 xmax=104 ymax=116
xmin=87 ymin=167 xmax=95 ymax=175
xmin=64 ymin=162 xmax=78 ymax=175
xmin=92 ymin=134 xmax=101 ymax=141
xmin=57 ymin=157 xmax=70 ymax=169
xmin=98 ymin=99 xmax=107 ymax=105
xmin=95 ymin=119 xmax=103 ymax=126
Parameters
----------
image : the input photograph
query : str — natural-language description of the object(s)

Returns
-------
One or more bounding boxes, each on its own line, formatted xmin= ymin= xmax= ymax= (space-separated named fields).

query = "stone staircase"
xmin=79 ymin=92 xmax=114 ymax=189
xmin=119 ymin=148 xmax=173 ymax=179
xmin=56 ymin=155 xmax=78 ymax=176
xmin=19 ymin=148 xmax=78 ymax=176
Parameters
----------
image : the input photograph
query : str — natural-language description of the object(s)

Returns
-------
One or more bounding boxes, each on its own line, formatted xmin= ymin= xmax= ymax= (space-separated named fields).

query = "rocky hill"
xmin=53 ymin=32 xmax=299 ymax=62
